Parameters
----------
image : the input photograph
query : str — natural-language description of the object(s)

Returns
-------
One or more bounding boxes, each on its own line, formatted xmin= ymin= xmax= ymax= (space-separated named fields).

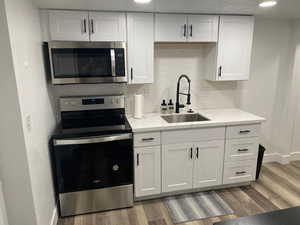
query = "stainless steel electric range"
xmin=50 ymin=95 xmax=133 ymax=217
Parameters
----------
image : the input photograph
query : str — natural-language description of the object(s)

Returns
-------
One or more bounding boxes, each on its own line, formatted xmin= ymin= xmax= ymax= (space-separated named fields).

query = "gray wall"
xmin=3 ymin=0 xmax=58 ymax=224
xmin=0 ymin=0 xmax=37 ymax=225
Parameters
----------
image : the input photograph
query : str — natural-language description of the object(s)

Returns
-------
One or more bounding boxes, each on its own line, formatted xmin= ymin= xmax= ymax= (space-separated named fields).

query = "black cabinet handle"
xmin=184 ymin=24 xmax=187 ymax=37
xmin=91 ymin=19 xmax=94 ymax=33
xmin=83 ymin=19 xmax=87 ymax=33
xmin=196 ymin=147 xmax=199 ymax=159
xmin=236 ymin=171 xmax=246 ymax=175
xmin=238 ymin=149 xmax=249 ymax=152
xmin=239 ymin=130 xmax=251 ymax=134
xmin=142 ymin=138 xmax=154 ymax=142
xmin=137 ymin=153 xmax=139 ymax=166
xmin=190 ymin=25 xmax=193 ymax=37
xmin=190 ymin=148 xmax=193 ymax=159
xmin=218 ymin=66 xmax=222 ymax=77
xmin=131 ymin=68 xmax=133 ymax=81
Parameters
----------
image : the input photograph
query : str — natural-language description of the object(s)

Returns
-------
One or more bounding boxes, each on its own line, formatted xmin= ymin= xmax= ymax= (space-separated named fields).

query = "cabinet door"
xmin=187 ymin=15 xmax=219 ymax=42
xmin=127 ymin=13 xmax=154 ymax=84
xmin=134 ymin=146 xmax=161 ymax=197
xmin=217 ymin=16 xmax=254 ymax=81
xmin=89 ymin=12 xmax=126 ymax=42
xmin=193 ymin=140 xmax=224 ymax=188
xmin=155 ymin=14 xmax=187 ymax=42
xmin=48 ymin=10 xmax=89 ymax=41
xmin=162 ymin=143 xmax=193 ymax=192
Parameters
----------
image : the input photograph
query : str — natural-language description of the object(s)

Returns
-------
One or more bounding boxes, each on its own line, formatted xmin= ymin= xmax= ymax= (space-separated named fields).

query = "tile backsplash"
xmin=53 ymin=43 xmax=239 ymax=116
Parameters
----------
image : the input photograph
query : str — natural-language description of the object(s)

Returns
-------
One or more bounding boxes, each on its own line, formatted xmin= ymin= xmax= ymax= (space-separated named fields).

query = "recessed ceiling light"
xmin=259 ymin=0 xmax=277 ymax=7
xmin=134 ymin=0 xmax=152 ymax=3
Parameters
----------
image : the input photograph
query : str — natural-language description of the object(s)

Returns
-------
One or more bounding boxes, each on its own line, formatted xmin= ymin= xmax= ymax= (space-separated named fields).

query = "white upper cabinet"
xmin=134 ymin=146 xmax=161 ymax=197
xmin=127 ymin=13 xmax=154 ymax=84
xmin=193 ymin=140 xmax=224 ymax=188
xmin=49 ymin=10 xmax=90 ymax=41
xmin=155 ymin=14 xmax=218 ymax=42
xmin=89 ymin=12 xmax=126 ymax=42
xmin=216 ymin=16 xmax=254 ymax=81
xmin=155 ymin=14 xmax=187 ymax=42
xmin=48 ymin=11 xmax=126 ymax=42
xmin=187 ymin=15 xmax=219 ymax=42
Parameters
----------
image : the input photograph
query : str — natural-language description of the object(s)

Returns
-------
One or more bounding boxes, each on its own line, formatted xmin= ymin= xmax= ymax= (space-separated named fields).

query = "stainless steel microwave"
xmin=47 ymin=41 xmax=127 ymax=85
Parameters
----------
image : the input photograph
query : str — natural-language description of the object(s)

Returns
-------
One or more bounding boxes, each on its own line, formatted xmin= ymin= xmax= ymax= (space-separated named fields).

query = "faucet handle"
xmin=187 ymin=93 xmax=191 ymax=105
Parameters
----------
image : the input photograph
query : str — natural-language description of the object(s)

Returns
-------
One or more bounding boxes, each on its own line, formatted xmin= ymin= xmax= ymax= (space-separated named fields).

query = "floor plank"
xmin=58 ymin=162 xmax=300 ymax=225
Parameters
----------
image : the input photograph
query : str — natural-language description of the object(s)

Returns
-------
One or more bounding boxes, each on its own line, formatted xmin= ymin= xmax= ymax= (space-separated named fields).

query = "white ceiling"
xmin=32 ymin=0 xmax=300 ymax=19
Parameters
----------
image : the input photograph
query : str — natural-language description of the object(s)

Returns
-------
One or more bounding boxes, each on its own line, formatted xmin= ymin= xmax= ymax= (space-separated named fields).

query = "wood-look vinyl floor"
xmin=58 ymin=161 xmax=300 ymax=225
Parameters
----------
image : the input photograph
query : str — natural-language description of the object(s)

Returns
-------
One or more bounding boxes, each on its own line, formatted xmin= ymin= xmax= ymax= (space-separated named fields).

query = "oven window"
xmin=51 ymin=48 xmax=112 ymax=78
xmin=53 ymin=139 xmax=133 ymax=193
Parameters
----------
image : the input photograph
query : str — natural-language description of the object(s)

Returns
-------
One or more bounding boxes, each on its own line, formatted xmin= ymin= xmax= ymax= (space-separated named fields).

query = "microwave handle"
xmin=53 ymin=133 xmax=132 ymax=146
xmin=111 ymin=49 xmax=116 ymax=76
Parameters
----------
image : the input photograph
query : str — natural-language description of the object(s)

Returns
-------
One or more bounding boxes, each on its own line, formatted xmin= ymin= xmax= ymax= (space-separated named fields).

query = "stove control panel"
xmin=60 ymin=95 xmax=125 ymax=112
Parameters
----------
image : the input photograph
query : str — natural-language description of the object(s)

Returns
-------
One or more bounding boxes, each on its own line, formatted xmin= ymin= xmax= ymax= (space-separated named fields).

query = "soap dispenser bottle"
xmin=168 ymin=99 xmax=174 ymax=114
xmin=161 ymin=100 xmax=168 ymax=114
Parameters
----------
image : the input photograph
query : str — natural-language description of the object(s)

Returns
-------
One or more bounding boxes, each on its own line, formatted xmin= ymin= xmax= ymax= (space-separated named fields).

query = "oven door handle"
xmin=53 ymin=133 xmax=132 ymax=146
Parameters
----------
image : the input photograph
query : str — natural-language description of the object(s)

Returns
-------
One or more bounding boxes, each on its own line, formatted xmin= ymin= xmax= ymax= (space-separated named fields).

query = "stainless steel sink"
xmin=161 ymin=113 xmax=210 ymax=123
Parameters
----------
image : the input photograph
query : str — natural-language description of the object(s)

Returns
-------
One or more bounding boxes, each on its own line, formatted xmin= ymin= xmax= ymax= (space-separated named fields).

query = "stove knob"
xmin=112 ymin=164 xmax=119 ymax=171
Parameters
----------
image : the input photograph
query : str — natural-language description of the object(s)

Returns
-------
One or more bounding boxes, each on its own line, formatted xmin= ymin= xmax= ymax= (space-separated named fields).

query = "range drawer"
xmin=226 ymin=124 xmax=260 ymax=139
xmin=134 ymin=132 xmax=161 ymax=147
xmin=225 ymin=137 xmax=259 ymax=162
xmin=223 ymin=160 xmax=257 ymax=185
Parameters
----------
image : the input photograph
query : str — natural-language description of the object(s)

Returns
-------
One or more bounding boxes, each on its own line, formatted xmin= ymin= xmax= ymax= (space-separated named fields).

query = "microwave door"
xmin=51 ymin=48 xmax=113 ymax=79
xmin=48 ymin=42 xmax=128 ymax=84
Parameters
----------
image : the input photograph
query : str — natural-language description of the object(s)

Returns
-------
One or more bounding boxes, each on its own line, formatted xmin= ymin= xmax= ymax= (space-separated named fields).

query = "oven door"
xmin=48 ymin=41 xmax=127 ymax=84
xmin=52 ymin=133 xmax=133 ymax=194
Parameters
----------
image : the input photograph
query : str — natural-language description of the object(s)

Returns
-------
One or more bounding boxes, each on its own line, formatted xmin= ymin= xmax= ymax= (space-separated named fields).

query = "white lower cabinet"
xmin=193 ymin=140 xmax=225 ymax=188
xmin=162 ymin=140 xmax=225 ymax=193
xmin=134 ymin=124 xmax=261 ymax=198
xmin=162 ymin=143 xmax=194 ymax=192
xmin=223 ymin=160 xmax=257 ymax=185
xmin=134 ymin=146 xmax=161 ymax=197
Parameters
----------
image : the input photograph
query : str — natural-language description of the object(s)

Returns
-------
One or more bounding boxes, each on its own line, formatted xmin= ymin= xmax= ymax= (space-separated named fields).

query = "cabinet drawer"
xmin=225 ymin=138 xmax=259 ymax=162
xmin=223 ymin=160 xmax=256 ymax=185
xmin=226 ymin=124 xmax=260 ymax=139
xmin=162 ymin=127 xmax=225 ymax=145
xmin=134 ymin=132 xmax=161 ymax=147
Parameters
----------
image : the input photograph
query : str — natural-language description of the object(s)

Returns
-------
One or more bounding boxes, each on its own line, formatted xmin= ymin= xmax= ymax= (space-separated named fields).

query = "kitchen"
xmin=1 ymin=0 xmax=300 ymax=225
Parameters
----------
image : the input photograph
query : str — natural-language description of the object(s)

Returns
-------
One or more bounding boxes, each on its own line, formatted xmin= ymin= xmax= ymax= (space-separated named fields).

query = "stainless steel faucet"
xmin=175 ymin=74 xmax=191 ymax=113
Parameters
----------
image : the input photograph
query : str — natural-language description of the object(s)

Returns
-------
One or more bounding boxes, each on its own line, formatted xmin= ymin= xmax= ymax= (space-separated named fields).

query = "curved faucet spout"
xmin=178 ymin=74 xmax=191 ymax=83
xmin=175 ymin=74 xmax=191 ymax=113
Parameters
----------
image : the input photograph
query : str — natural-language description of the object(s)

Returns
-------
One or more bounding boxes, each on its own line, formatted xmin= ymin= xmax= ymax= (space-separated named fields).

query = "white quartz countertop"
xmin=127 ymin=108 xmax=266 ymax=133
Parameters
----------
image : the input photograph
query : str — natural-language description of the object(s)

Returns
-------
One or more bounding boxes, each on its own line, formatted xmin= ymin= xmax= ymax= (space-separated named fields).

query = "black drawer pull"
xmin=137 ymin=153 xmax=139 ymax=166
xmin=142 ymin=138 xmax=155 ymax=142
xmin=238 ymin=149 xmax=249 ymax=152
xmin=236 ymin=171 xmax=246 ymax=175
xmin=239 ymin=130 xmax=251 ymax=134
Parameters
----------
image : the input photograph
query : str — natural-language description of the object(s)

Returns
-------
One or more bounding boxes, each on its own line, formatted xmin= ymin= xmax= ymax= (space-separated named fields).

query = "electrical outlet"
xmin=26 ymin=115 xmax=32 ymax=132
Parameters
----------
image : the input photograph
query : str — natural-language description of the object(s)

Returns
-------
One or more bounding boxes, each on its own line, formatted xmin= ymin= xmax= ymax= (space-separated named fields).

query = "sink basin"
xmin=161 ymin=113 xmax=210 ymax=123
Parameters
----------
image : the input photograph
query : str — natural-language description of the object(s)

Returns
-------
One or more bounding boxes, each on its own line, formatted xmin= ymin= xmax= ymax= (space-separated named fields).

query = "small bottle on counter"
xmin=161 ymin=99 xmax=168 ymax=114
xmin=168 ymin=99 xmax=174 ymax=114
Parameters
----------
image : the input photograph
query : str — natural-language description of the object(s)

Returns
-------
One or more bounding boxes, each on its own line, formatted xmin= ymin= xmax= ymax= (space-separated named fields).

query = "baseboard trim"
xmin=290 ymin=152 xmax=300 ymax=161
xmin=263 ymin=152 xmax=300 ymax=164
xmin=50 ymin=206 xmax=58 ymax=225
xmin=263 ymin=153 xmax=281 ymax=163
